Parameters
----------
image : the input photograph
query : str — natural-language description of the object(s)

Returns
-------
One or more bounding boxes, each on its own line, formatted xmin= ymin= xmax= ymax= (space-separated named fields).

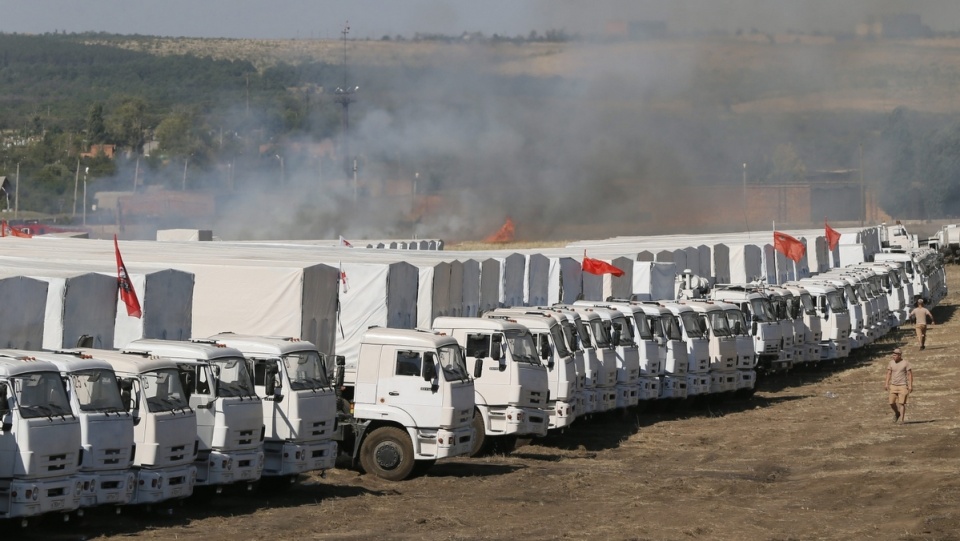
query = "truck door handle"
xmin=389 ymin=391 xmax=399 ymax=396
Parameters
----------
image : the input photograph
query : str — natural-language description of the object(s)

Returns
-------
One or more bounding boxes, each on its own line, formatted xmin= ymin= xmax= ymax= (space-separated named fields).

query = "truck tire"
xmin=359 ymin=427 xmax=415 ymax=481
xmin=470 ymin=409 xmax=490 ymax=457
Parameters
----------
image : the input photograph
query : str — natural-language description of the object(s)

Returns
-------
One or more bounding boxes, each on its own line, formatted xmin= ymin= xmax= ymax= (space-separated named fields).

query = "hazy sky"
xmin=3 ymin=1 xmax=960 ymax=39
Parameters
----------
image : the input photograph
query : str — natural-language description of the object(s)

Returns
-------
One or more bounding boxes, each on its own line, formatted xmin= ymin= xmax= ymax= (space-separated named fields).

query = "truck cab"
xmin=710 ymin=301 xmax=757 ymax=395
xmin=484 ymin=311 xmax=578 ymax=430
xmin=710 ymin=286 xmax=787 ymax=373
xmin=0 ymin=355 xmax=82 ymax=523
xmin=431 ymin=317 xmax=550 ymax=456
xmin=72 ymin=348 xmax=198 ymax=505
xmin=206 ymin=333 xmax=338 ymax=480
xmin=674 ymin=301 xmax=739 ymax=395
xmin=1 ymin=350 xmax=135 ymax=510
xmin=121 ymin=340 xmax=264 ymax=491
xmin=568 ymin=304 xmax=642 ymax=408
xmin=337 ymin=328 xmax=475 ymax=480
xmin=793 ymin=279 xmax=851 ymax=361
xmin=552 ymin=307 xmax=618 ymax=411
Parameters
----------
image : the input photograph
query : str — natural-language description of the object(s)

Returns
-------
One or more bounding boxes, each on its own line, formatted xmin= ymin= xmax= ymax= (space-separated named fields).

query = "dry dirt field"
xmin=11 ymin=266 xmax=960 ymax=541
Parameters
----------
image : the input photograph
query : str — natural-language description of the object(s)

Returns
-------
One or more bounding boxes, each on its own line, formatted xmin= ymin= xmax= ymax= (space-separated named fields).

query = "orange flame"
xmin=484 ymin=217 xmax=515 ymax=243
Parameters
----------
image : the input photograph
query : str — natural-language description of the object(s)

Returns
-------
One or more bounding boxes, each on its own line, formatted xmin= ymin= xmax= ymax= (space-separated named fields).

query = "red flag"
xmin=773 ymin=231 xmax=806 ymax=263
xmin=825 ymin=220 xmax=841 ymax=251
xmin=484 ymin=217 xmax=515 ymax=243
xmin=582 ymin=252 xmax=625 ymax=277
xmin=114 ymin=235 xmax=142 ymax=318
xmin=338 ymin=261 xmax=349 ymax=293
xmin=339 ymin=235 xmax=353 ymax=247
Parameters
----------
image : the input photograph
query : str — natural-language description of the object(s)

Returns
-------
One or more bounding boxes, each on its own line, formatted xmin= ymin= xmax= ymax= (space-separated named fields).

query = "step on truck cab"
xmin=74 ymin=348 xmax=198 ymax=505
xmin=551 ymin=307 xmax=618 ymax=412
xmin=335 ymin=327 xmax=475 ymax=480
xmin=431 ymin=317 xmax=550 ymax=456
xmin=121 ymin=340 xmax=264 ymax=491
xmin=0 ymin=355 xmax=83 ymax=523
xmin=1 ymin=350 xmax=136 ymax=510
xmin=484 ymin=309 xmax=579 ymax=429
xmin=206 ymin=334 xmax=338 ymax=480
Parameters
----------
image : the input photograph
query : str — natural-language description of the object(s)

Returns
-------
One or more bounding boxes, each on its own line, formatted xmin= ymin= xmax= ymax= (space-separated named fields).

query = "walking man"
xmin=884 ymin=348 xmax=913 ymax=424
xmin=909 ymin=298 xmax=935 ymax=350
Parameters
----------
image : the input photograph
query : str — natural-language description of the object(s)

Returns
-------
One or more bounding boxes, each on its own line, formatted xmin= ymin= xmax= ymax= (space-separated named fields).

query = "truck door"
xmin=379 ymin=349 xmax=441 ymax=425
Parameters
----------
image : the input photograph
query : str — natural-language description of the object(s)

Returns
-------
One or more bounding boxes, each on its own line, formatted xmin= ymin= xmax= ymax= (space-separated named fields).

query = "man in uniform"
xmin=909 ymin=298 xmax=935 ymax=350
xmin=884 ymin=348 xmax=913 ymax=424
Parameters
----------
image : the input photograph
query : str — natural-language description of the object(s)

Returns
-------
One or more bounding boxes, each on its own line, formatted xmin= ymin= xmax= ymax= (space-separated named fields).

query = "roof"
xmin=207 ymin=333 xmax=319 ymax=356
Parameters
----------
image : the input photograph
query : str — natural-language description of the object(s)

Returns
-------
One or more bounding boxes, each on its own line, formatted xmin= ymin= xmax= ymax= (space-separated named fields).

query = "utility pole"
xmin=73 ymin=158 xmax=80 ymax=217
xmin=742 ymin=163 xmax=748 ymax=233
xmin=334 ymin=21 xmax=358 ymax=178
xmin=182 ymin=155 xmax=189 ymax=191
xmin=14 ymin=162 xmax=19 ymax=219
xmin=859 ymin=143 xmax=865 ymax=226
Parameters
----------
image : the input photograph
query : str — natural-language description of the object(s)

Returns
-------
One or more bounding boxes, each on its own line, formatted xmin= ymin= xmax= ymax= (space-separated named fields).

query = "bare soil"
xmin=13 ymin=267 xmax=960 ymax=541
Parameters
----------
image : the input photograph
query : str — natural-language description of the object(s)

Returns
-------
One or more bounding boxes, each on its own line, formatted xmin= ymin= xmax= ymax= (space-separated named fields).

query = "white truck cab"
xmin=484 ymin=311 xmax=578 ymax=430
xmin=336 ymin=327 xmax=475 ymax=480
xmin=73 ymin=348 xmax=198 ymax=505
xmin=793 ymin=279 xmax=851 ymax=361
xmin=206 ymin=334 xmax=338 ymax=480
xmin=674 ymin=301 xmax=739 ymax=394
xmin=0 ymin=354 xmax=83 ymax=523
xmin=710 ymin=285 xmax=788 ymax=373
xmin=121 ymin=340 xmax=264 ymax=491
xmin=710 ymin=301 xmax=757 ymax=396
xmin=1 ymin=350 xmax=135 ymax=510
xmin=552 ymin=306 xmax=618 ymax=411
xmin=569 ymin=304 xmax=642 ymax=408
xmin=431 ymin=317 xmax=550 ymax=456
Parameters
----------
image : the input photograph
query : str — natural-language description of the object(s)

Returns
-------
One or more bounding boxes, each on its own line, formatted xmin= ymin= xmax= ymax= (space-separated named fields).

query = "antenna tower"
xmin=334 ymin=21 xmax=358 ymax=176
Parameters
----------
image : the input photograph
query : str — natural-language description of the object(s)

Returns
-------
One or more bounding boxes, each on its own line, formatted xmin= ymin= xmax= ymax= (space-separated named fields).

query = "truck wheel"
xmin=470 ymin=410 xmax=490 ymax=457
xmin=359 ymin=427 xmax=415 ymax=481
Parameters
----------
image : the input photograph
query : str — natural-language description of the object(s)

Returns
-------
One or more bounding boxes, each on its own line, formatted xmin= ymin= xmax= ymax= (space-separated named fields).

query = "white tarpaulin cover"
xmin=712 ymin=244 xmax=730 ymax=285
xmin=632 ymin=262 xmax=677 ymax=301
xmin=0 ymin=276 xmax=47 ymax=349
xmin=0 ymin=264 xmax=117 ymax=350
xmin=547 ymin=257 xmax=582 ymax=305
xmin=526 ymin=253 xmax=550 ymax=306
xmin=728 ymin=244 xmax=762 ymax=284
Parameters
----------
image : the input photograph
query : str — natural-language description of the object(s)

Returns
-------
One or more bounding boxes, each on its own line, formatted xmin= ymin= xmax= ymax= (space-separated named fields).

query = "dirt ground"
xmin=13 ymin=266 xmax=960 ymax=541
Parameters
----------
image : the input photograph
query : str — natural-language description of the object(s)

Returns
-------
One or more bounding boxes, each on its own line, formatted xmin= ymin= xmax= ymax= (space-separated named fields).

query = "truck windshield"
xmin=550 ymin=325 xmax=571 ymax=358
xmin=211 ymin=357 xmax=257 ymax=398
xmin=724 ymin=309 xmax=749 ymax=336
xmin=588 ymin=319 xmax=611 ymax=348
xmin=143 ymin=369 xmax=190 ymax=413
xmin=575 ymin=320 xmax=593 ymax=349
xmin=799 ymin=293 xmax=816 ymax=315
xmin=504 ymin=330 xmax=542 ymax=365
xmin=827 ymin=291 xmax=847 ymax=312
xmin=14 ymin=371 xmax=73 ymax=419
xmin=560 ymin=321 xmax=581 ymax=352
xmin=706 ymin=311 xmax=732 ymax=337
xmin=611 ymin=316 xmax=636 ymax=346
xmin=750 ymin=298 xmax=777 ymax=322
xmin=437 ymin=344 xmax=469 ymax=381
xmin=632 ymin=313 xmax=654 ymax=340
xmin=679 ymin=312 xmax=705 ymax=338
xmin=71 ymin=369 xmax=125 ymax=413
xmin=662 ymin=315 xmax=683 ymax=341
xmin=282 ymin=351 xmax=331 ymax=391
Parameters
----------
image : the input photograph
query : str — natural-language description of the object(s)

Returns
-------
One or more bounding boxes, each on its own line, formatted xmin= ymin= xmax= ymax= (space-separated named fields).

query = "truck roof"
xmin=0 ymin=349 xmax=113 ymax=373
xmin=122 ymin=339 xmax=246 ymax=362
xmin=361 ymin=327 xmax=461 ymax=349
xmin=70 ymin=348 xmax=179 ymax=375
xmin=206 ymin=333 xmax=320 ymax=356
xmin=676 ymin=300 xmax=725 ymax=313
xmin=0 ymin=354 xmax=62 ymax=377
xmin=484 ymin=312 xmax=556 ymax=331
xmin=432 ymin=316 xmax=529 ymax=333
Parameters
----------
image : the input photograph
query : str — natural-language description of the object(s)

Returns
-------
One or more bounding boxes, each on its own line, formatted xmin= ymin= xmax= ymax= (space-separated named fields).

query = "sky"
xmin=3 ymin=1 xmax=960 ymax=39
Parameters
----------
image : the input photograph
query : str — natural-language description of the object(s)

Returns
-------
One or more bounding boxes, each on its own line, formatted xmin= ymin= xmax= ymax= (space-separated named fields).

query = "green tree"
xmin=86 ymin=102 xmax=107 ymax=145
xmin=108 ymin=97 xmax=148 ymax=152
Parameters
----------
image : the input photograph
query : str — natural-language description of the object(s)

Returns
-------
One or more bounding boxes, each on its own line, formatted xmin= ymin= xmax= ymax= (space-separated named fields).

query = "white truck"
xmin=205 ymin=334 xmax=338 ymax=480
xmin=334 ymin=327 xmax=475 ymax=480
xmin=551 ymin=307 xmax=618 ymax=412
xmin=431 ymin=317 xmax=550 ymax=456
xmin=778 ymin=284 xmax=823 ymax=364
xmin=710 ymin=285 xmax=788 ymax=373
xmin=334 ymin=327 xmax=483 ymax=481
xmin=483 ymin=311 xmax=578 ymax=429
xmin=1 ymin=350 xmax=135 ymax=510
xmin=120 ymin=340 xmax=265 ymax=491
xmin=629 ymin=301 xmax=693 ymax=400
xmin=790 ymin=280 xmax=851 ymax=362
xmin=711 ymin=301 xmax=757 ymax=396
xmin=0 ymin=354 xmax=82 ymax=524
xmin=545 ymin=307 xmax=602 ymax=415
xmin=567 ymin=304 xmax=642 ymax=408
xmin=674 ymin=301 xmax=739 ymax=395
xmin=75 ymin=348 xmax=198 ymax=505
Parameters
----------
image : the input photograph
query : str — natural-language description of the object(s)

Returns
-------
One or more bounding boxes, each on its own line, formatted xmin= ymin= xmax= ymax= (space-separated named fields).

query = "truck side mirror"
xmin=612 ymin=323 xmax=621 ymax=346
xmin=473 ymin=358 xmax=483 ymax=379
xmin=539 ymin=335 xmax=551 ymax=360
xmin=423 ymin=355 xmax=438 ymax=382
xmin=265 ymin=365 xmax=283 ymax=402
xmin=0 ymin=384 xmax=9 ymax=431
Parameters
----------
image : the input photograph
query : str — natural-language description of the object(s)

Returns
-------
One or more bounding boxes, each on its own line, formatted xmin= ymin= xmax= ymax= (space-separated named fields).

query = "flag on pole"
xmin=114 ymin=234 xmax=142 ymax=318
xmin=339 ymin=235 xmax=353 ymax=247
xmin=773 ymin=231 xmax=806 ymax=263
xmin=582 ymin=251 xmax=625 ymax=277
xmin=825 ymin=220 xmax=841 ymax=251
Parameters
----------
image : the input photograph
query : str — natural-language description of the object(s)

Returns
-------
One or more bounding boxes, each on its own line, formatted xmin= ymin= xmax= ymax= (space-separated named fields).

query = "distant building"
xmin=81 ymin=144 xmax=116 ymax=159
xmin=856 ymin=13 xmax=925 ymax=39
